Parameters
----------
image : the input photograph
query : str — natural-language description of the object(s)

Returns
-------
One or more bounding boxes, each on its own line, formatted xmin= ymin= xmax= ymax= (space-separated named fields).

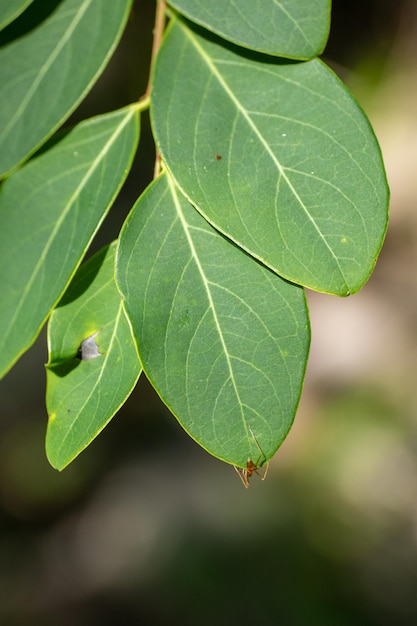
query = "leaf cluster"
xmin=0 ymin=1 xmax=388 ymax=475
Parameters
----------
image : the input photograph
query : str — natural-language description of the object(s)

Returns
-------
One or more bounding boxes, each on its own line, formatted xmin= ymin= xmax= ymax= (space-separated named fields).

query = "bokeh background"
xmin=1 ymin=1 xmax=416 ymax=624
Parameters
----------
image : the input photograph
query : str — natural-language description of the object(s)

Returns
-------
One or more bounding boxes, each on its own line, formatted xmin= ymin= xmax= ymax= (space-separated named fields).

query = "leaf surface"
xmin=46 ymin=242 xmax=141 ymax=469
xmin=0 ymin=0 xmax=132 ymax=176
xmin=0 ymin=106 xmax=139 ymax=378
xmin=151 ymin=19 xmax=389 ymax=296
xmin=168 ymin=0 xmax=330 ymax=58
xmin=117 ymin=172 xmax=310 ymax=468
xmin=0 ymin=0 xmax=33 ymax=30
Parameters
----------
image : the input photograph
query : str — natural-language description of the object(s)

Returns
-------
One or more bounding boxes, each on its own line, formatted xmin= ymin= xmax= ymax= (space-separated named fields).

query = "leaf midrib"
xmin=168 ymin=174 xmax=248 ymax=434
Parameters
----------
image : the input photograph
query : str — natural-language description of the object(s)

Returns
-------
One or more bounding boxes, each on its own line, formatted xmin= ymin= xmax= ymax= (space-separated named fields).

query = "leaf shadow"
xmin=47 ymin=357 xmax=80 ymax=378
xmin=56 ymin=243 xmax=113 ymax=308
xmin=0 ymin=0 xmax=62 ymax=48
xmin=179 ymin=15 xmax=303 ymax=67
xmin=30 ymin=126 xmax=74 ymax=160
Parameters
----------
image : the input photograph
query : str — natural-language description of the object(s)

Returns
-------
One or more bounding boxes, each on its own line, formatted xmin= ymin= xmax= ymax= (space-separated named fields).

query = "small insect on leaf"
xmin=79 ymin=332 xmax=101 ymax=361
xmin=214 ymin=154 xmax=222 ymax=160
xmin=234 ymin=425 xmax=269 ymax=489
xmin=234 ymin=458 xmax=269 ymax=489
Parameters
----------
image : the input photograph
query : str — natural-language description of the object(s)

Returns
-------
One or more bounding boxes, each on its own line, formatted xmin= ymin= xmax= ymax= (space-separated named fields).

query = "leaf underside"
xmin=0 ymin=0 xmax=133 ymax=177
xmin=168 ymin=0 xmax=331 ymax=59
xmin=46 ymin=242 xmax=141 ymax=470
xmin=151 ymin=19 xmax=389 ymax=296
xmin=117 ymin=172 xmax=310 ymax=468
xmin=0 ymin=0 xmax=34 ymax=31
xmin=0 ymin=106 xmax=139 ymax=378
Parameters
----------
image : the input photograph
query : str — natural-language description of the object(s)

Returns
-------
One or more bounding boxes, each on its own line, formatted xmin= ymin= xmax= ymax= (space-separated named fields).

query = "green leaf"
xmin=46 ymin=242 xmax=141 ymax=470
xmin=0 ymin=0 xmax=34 ymax=31
xmin=0 ymin=105 xmax=139 ymax=379
xmin=117 ymin=172 xmax=310 ymax=468
xmin=0 ymin=0 xmax=132 ymax=177
xmin=168 ymin=0 xmax=331 ymax=58
xmin=151 ymin=19 xmax=389 ymax=296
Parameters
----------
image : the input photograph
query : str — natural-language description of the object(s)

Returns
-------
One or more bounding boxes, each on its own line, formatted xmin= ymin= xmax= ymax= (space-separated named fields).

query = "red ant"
xmin=234 ymin=425 xmax=269 ymax=489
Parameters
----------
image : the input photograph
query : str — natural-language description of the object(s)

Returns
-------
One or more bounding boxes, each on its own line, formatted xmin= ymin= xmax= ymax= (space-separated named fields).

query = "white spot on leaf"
xmin=80 ymin=332 xmax=101 ymax=361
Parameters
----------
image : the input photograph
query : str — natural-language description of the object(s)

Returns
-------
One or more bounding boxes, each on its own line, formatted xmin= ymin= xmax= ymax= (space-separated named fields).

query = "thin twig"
xmin=142 ymin=0 xmax=166 ymax=101
xmin=140 ymin=0 xmax=167 ymax=178
xmin=153 ymin=151 xmax=161 ymax=179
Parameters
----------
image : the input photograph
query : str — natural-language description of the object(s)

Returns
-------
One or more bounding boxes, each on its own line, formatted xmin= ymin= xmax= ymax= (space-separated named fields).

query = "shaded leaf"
xmin=0 ymin=0 xmax=34 ymax=31
xmin=46 ymin=242 xmax=141 ymax=470
xmin=168 ymin=0 xmax=330 ymax=58
xmin=0 ymin=0 xmax=132 ymax=177
xmin=117 ymin=172 xmax=310 ymax=468
xmin=151 ymin=19 xmax=389 ymax=296
xmin=0 ymin=106 xmax=139 ymax=378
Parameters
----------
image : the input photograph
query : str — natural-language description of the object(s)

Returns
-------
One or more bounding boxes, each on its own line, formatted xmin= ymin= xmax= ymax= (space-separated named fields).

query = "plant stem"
xmin=142 ymin=0 xmax=166 ymax=101
xmin=141 ymin=0 xmax=166 ymax=178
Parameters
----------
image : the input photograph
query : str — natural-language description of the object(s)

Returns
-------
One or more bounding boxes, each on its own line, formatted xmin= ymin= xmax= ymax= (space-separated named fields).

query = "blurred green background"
xmin=1 ymin=1 xmax=416 ymax=624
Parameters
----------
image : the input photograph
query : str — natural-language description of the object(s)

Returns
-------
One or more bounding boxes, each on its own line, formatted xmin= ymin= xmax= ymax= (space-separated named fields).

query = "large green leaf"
xmin=151 ymin=19 xmax=389 ymax=296
xmin=0 ymin=105 xmax=139 ymax=379
xmin=117 ymin=172 xmax=310 ymax=468
xmin=0 ymin=0 xmax=132 ymax=177
xmin=168 ymin=0 xmax=331 ymax=58
xmin=46 ymin=242 xmax=141 ymax=470
xmin=0 ymin=0 xmax=34 ymax=31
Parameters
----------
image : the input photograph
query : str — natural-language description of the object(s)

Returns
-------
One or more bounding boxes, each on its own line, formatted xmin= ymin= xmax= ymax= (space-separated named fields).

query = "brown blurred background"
xmin=0 ymin=1 xmax=416 ymax=624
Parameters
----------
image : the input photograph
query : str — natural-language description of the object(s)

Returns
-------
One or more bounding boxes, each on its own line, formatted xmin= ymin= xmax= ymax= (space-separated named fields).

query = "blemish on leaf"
xmin=79 ymin=332 xmax=101 ymax=361
xmin=179 ymin=309 xmax=191 ymax=326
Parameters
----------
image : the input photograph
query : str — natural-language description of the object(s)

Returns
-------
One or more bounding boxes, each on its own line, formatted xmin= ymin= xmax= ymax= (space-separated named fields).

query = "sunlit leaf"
xmin=168 ymin=0 xmax=331 ymax=58
xmin=0 ymin=0 xmax=132 ymax=176
xmin=0 ymin=105 xmax=139 ymax=378
xmin=46 ymin=242 xmax=141 ymax=470
xmin=151 ymin=19 xmax=389 ymax=296
xmin=117 ymin=172 xmax=310 ymax=468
